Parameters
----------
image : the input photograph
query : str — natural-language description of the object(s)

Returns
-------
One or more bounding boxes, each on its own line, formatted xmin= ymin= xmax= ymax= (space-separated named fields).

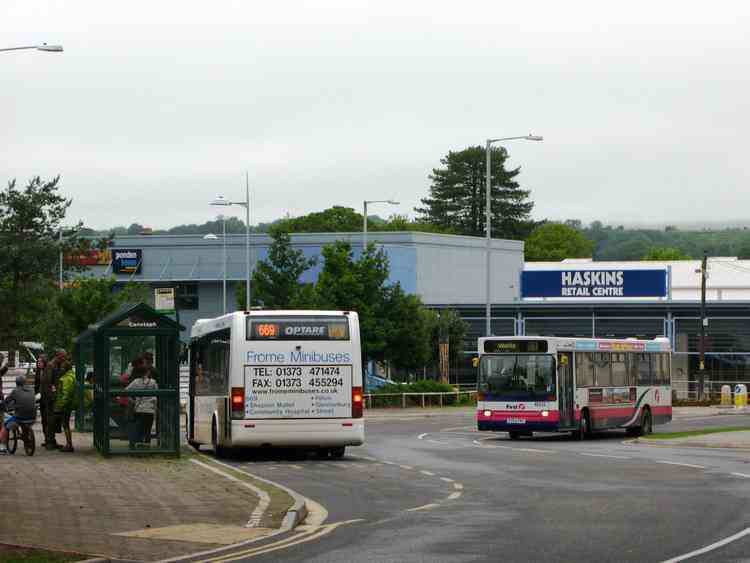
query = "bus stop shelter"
xmin=74 ymin=302 xmax=183 ymax=456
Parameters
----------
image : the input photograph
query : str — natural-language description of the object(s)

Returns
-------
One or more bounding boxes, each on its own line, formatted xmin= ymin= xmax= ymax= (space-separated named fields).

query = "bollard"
xmin=734 ymin=384 xmax=748 ymax=409
xmin=721 ymin=385 xmax=732 ymax=406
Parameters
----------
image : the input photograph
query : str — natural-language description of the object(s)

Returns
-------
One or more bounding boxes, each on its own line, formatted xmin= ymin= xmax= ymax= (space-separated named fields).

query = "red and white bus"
xmin=476 ymin=336 xmax=671 ymax=439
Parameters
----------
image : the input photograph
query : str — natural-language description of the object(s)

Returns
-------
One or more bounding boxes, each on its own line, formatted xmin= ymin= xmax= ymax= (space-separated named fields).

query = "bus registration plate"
xmin=506 ymin=417 xmax=526 ymax=424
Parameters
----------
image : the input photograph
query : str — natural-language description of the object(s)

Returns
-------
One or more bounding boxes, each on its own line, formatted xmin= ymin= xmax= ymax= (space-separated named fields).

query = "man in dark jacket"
xmin=40 ymin=350 xmax=66 ymax=449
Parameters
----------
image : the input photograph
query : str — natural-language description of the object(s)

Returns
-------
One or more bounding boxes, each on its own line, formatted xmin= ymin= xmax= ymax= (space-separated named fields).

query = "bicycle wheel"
xmin=23 ymin=427 xmax=35 ymax=456
xmin=7 ymin=426 xmax=18 ymax=455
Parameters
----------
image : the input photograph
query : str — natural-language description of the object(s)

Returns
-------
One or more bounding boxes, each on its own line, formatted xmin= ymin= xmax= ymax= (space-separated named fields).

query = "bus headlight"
xmin=483 ymin=410 xmax=491 ymax=417
xmin=541 ymin=410 xmax=549 ymax=417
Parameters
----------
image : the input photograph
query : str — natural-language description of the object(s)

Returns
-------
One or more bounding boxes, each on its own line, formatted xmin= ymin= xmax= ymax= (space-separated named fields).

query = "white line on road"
xmin=289 ymin=464 xmax=303 ymax=470
xmin=580 ymin=453 xmax=632 ymax=460
xmin=454 ymin=483 xmax=463 ymax=490
xmin=440 ymin=477 xmax=454 ymax=483
xmin=731 ymin=472 xmax=750 ymax=479
xmin=655 ymin=460 xmax=706 ymax=470
xmin=447 ymin=492 xmax=462 ymax=501
xmin=419 ymin=470 xmax=436 ymax=476
xmin=427 ymin=440 xmax=446 ymax=445
xmin=439 ymin=426 xmax=476 ymax=432
xmin=406 ymin=503 xmax=440 ymax=512
xmin=518 ymin=448 xmax=554 ymax=454
xmin=381 ymin=460 xmax=396 ymax=465
xmin=190 ymin=459 xmax=270 ymax=528
xmin=662 ymin=526 xmax=750 ymax=562
xmin=399 ymin=465 xmax=414 ymax=470
xmin=417 ymin=433 xmax=428 ymax=440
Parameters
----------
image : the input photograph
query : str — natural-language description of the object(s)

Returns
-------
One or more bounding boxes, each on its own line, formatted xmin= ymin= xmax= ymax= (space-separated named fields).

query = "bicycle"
xmin=5 ymin=414 xmax=36 ymax=456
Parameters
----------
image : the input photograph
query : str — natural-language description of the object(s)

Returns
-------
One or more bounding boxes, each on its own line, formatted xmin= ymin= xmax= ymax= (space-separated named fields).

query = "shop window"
xmin=176 ymin=283 xmax=199 ymax=310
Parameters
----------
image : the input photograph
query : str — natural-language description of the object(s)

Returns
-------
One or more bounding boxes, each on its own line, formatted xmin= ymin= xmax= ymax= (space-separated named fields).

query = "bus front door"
xmin=558 ymin=353 xmax=575 ymax=428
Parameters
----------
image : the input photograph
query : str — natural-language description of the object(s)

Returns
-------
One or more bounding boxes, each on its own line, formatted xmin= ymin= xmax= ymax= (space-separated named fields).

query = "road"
xmin=207 ymin=411 xmax=750 ymax=563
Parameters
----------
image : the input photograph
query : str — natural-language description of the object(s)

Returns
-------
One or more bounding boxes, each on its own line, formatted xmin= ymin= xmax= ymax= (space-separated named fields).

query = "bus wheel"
xmin=641 ymin=409 xmax=653 ymax=436
xmin=212 ymin=420 xmax=226 ymax=458
xmin=329 ymin=446 xmax=345 ymax=459
xmin=508 ymin=431 xmax=521 ymax=440
xmin=574 ymin=412 xmax=589 ymax=440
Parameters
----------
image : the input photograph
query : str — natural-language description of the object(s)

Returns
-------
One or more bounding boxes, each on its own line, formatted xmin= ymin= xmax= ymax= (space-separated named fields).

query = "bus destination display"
xmin=244 ymin=364 xmax=353 ymax=419
xmin=248 ymin=317 xmax=349 ymax=341
xmin=483 ymin=340 xmax=548 ymax=354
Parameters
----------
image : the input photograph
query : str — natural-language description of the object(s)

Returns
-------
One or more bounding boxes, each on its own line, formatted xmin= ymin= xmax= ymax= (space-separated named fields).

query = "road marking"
xmin=419 ymin=470 xmax=436 ymax=476
xmin=447 ymin=492 xmax=462 ymax=501
xmin=359 ymin=455 xmax=378 ymax=461
xmin=580 ymin=453 xmax=631 ymax=460
xmin=381 ymin=460 xmax=396 ymax=465
xmin=661 ymin=526 xmax=750 ymax=563
xmin=731 ymin=472 xmax=750 ymax=479
xmin=190 ymin=459 xmax=270 ymax=528
xmin=427 ymin=439 xmax=446 ymax=445
xmin=417 ymin=433 xmax=428 ymax=440
xmin=289 ymin=464 xmax=303 ymax=470
xmin=399 ymin=465 xmax=414 ymax=470
xmin=454 ymin=483 xmax=463 ymax=490
xmin=472 ymin=439 xmax=511 ymax=449
xmin=440 ymin=426 xmax=476 ymax=432
xmin=440 ymin=477 xmax=454 ymax=483
xmin=406 ymin=504 xmax=440 ymax=512
xmin=518 ymin=448 xmax=554 ymax=454
xmin=655 ymin=460 xmax=706 ymax=470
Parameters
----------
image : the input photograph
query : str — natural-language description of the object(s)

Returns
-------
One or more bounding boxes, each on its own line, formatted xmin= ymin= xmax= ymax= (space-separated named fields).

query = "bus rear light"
xmin=352 ymin=386 xmax=363 ymax=418
xmin=231 ymin=387 xmax=244 ymax=419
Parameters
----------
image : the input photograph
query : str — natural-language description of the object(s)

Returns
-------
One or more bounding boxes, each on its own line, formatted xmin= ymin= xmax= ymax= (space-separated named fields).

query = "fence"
xmin=365 ymin=390 xmax=476 ymax=409
xmin=672 ymin=379 xmax=750 ymax=401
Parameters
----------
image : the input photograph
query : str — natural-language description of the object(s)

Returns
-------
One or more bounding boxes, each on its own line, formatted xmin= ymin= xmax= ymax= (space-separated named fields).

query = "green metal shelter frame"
xmin=74 ymin=303 xmax=184 ymax=456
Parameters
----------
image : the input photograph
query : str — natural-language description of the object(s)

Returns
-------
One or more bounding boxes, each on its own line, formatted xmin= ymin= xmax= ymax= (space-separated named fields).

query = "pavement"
xmin=2 ymin=427 xmax=295 ymax=562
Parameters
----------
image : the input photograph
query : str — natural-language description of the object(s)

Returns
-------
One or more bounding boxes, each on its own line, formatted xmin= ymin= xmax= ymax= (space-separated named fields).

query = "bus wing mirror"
xmin=472 ymin=357 xmax=479 ymax=368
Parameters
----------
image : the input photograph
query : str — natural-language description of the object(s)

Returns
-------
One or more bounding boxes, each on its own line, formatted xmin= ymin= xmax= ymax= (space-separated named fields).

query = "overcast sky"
xmin=2 ymin=1 xmax=749 ymax=230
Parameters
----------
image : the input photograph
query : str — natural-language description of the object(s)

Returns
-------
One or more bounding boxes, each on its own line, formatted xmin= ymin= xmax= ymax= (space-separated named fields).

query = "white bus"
xmin=476 ymin=336 xmax=672 ymax=439
xmin=187 ymin=310 xmax=364 ymax=458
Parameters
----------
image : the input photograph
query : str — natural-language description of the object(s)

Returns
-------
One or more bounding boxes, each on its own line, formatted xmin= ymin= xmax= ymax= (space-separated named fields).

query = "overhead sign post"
xmin=521 ymin=269 xmax=668 ymax=299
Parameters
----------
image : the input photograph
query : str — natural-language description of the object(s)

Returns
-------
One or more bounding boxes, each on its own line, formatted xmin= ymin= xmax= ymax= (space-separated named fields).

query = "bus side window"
xmin=576 ymin=352 xmax=594 ymax=387
xmin=594 ymin=352 xmax=611 ymax=387
xmin=611 ymin=353 xmax=627 ymax=386
xmin=637 ymin=354 xmax=652 ymax=386
xmin=653 ymin=353 xmax=668 ymax=385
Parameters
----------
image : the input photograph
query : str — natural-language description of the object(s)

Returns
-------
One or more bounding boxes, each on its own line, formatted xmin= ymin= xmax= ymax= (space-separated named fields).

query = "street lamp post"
xmin=211 ymin=173 xmax=251 ymax=310
xmin=363 ymin=200 xmax=399 ymax=251
xmin=0 ymin=43 xmax=64 ymax=53
xmin=485 ymin=134 xmax=543 ymax=336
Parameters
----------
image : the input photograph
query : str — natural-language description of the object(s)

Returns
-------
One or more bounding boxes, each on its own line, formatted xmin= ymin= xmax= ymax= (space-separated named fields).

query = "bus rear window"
xmin=247 ymin=316 xmax=350 ymax=341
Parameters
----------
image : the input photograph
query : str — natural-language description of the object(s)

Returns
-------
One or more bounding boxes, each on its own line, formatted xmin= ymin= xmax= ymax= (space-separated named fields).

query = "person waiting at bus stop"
xmin=0 ymin=376 xmax=36 ymax=454
xmin=53 ymin=361 xmax=77 ymax=453
xmin=126 ymin=357 xmax=158 ymax=449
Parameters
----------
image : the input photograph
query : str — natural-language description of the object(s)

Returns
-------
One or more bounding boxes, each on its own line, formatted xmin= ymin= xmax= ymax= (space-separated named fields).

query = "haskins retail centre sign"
xmin=521 ymin=269 xmax=668 ymax=298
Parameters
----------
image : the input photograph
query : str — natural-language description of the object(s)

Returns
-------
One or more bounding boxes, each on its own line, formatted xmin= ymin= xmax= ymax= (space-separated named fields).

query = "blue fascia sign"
xmin=521 ymin=269 xmax=667 ymax=298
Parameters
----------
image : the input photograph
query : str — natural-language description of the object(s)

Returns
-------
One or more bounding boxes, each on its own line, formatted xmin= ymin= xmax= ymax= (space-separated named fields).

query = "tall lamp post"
xmin=211 ymin=174 xmax=251 ymax=309
xmin=363 ymin=199 xmax=399 ymax=250
xmin=203 ymin=218 xmax=226 ymax=314
xmin=485 ymin=135 xmax=543 ymax=336
xmin=0 ymin=43 xmax=64 ymax=53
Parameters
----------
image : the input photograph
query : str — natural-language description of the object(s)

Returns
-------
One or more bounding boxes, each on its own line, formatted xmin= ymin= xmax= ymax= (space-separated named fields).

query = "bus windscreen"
xmin=247 ymin=316 xmax=350 ymax=341
xmin=479 ymin=354 xmax=556 ymax=400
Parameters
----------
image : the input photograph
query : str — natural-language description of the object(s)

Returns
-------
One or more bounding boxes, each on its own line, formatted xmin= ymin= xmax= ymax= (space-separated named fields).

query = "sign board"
xmin=112 ymin=249 xmax=142 ymax=275
xmin=244 ymin=364 xmax=352 ymax=419
xmin=154 ymin=287 xmax=175 ymax=313
xmin=521 ymin=269 xmax=667 ymax=299
xmin=66 ymin=249 xmax=111 ymax=266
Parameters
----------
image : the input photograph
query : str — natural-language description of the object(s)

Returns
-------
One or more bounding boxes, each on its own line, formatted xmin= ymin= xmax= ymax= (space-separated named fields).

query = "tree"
xmin=235 ymin=229 xmax=317 ymax=310
xmin=525 ymin=223 xmax=594 ymax=261
xmin=0 ymin=177 xmax=98 ymax=356
xmin=382 ymin=286 xmax=432 ymax=371
xmin=275 ymin=206 xmax=364 ymax=233
xmin=642 ymin=246 xmax=690 ymax=260
xmin=314 ymin=242 xmax=390 ymax=361
xmin=416 ymin=146 xmax=534 ymax=239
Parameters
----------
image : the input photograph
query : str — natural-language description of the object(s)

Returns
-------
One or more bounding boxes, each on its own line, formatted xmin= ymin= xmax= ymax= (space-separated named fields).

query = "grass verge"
xmin=0 ymin=544 xmax=88 ymax=563
xmin=648 ymin=426 xmax=750 ymax=439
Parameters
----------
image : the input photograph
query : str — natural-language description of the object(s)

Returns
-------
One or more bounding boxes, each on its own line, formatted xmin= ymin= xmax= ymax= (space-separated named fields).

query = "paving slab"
xmin=3 ymin=426 xmax=293 ymax=562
